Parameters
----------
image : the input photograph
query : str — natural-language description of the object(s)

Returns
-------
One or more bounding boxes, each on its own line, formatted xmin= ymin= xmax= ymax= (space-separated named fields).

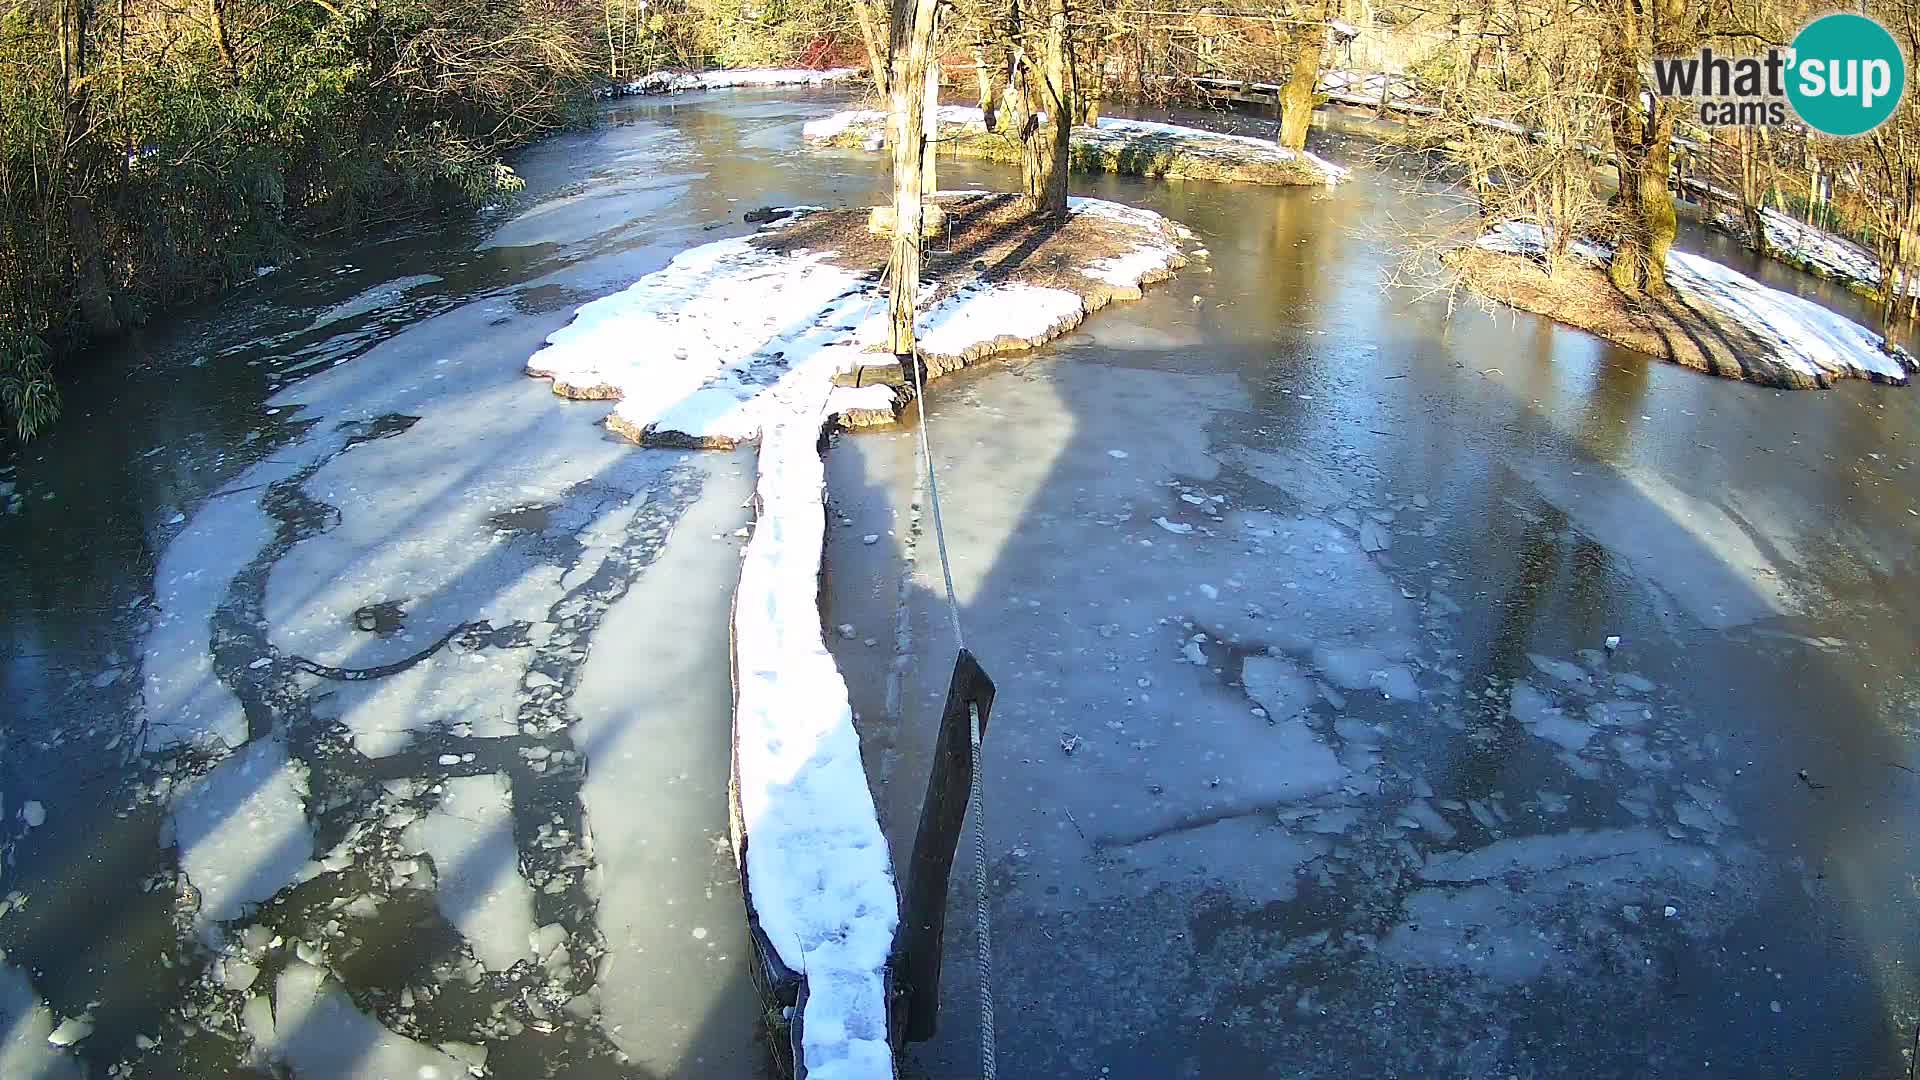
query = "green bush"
xmin=0 ymin=334 xmax=58 ymax=442
xmin=0 ymin=0 xmax=603 ymax=440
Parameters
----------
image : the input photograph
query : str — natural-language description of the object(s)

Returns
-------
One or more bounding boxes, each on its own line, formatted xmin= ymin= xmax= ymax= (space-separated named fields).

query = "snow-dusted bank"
xmin=804 ymin=105 xmax=1348 ymax=186
xmin=1462 ymin=221 xmax=1917 ymax=389
xmin=525 ymin=195 xmax=1188 ymax=1078
xmin=606 ymin=66 xmax=860 ymax=97
xmin=1709 ymin=203 xmax=1916 ymax=300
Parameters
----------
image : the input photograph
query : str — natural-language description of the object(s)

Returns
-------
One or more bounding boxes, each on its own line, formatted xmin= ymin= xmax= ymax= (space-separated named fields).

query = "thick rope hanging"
xmin=907 ymin=345 xmax=997 ymax=1080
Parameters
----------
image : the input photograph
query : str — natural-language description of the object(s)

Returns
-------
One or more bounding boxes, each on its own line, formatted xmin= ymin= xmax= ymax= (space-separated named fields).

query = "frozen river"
xmin=0 ymin=88 xmax=1915 ymax=1079
xmin=827 ymin=117 xmax=1920 ymax=1078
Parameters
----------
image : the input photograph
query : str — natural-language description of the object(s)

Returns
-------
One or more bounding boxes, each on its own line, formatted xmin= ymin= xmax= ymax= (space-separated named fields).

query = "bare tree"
xmin=1863 ymin=0 xmax=1920 ymax=332
xmin=857 ymin=0 xmax=893 ymax=97
xmin=1736 ymin=125 xmax=1770 ymax=258
xmin=1408 ymin=0 xmax=1616 ymax=278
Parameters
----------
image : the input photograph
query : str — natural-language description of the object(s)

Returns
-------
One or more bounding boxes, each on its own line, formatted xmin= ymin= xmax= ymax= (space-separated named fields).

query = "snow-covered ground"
xmin=611 ymin=67 xmax=861 ymax=97
xmin=1708 ymin=204 xmax=1914 ymax=298
xmin=523 ymin=196 xmax=1188 ymax=1078
xmin=802 ymin=106 xmax=1349 ymax=185
xmin=1477 ymin=221 xmax=1916 ymax=386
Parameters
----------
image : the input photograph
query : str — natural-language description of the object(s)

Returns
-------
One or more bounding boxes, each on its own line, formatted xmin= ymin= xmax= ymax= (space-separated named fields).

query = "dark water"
xmin=0 ymin=88 xmax=1915 ymax=1079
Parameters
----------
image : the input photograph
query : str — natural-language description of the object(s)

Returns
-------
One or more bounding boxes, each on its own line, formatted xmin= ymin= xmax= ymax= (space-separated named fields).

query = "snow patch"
xmin=617 ymin=67 xmax=860 ymax=97
xmin=1712 ymin=204 xmax=1917 ymax=297
xmin=734 ymin=418 xmax=897 ymax=1080
xmin=918 ymin=284 xmax=1085 ymax=357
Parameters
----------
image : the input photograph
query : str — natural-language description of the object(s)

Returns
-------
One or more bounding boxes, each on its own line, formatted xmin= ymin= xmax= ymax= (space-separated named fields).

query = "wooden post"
xmin=898 ymin=648 xmax=995 ymax=1042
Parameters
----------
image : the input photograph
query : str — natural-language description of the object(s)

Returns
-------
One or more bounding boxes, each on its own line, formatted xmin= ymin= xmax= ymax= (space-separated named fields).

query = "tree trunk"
xmin=972 ymin=45 xmax=1001 ymax=131
xmin=209 ymin=0 xmax=238 ymax=79
xmin=604 ymin=0 xmax=616 ymax=80
xmin=1454 ymin=6 xmax=1492 ymax=215
xmin=1608 ymin=97 xmax=1678 ymax=297
xmin=1880 ymin=250 xmax=1900 ymax=333
xmin=59 ymin=0 xmax=119 ymax=339
xmin=1806 ymin=155 xmax=1820 ymax=230
xmin=1887 ymin=165 xmax=1919 ymax=336
xmin=69 ymin=198 xmax=120 ymax=339
xmin=886 ymin=0 xmax=941 ymax=356
xmin=1606 ymin=0 xmax=1679 ymax=299
xmin=1010 ymin=0 xmax=1070 ymax=218
xmin=1738 ymin=125 xmax=1767 ymax=256
xmin=1077 ymin=28 xmax=1103 ymax=124
xmin=1007 ymin=53 xmax=1040 ymax=199
xmin=1043 ymin=0 xmax=1072 ymax=212
xmin=857 ymin=0 xmax=891 ymax=100
xmin=1278 ymin=0 xmax=1329 ymax=151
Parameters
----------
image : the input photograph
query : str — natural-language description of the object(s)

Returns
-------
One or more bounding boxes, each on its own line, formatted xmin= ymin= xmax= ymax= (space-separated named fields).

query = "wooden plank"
xmin=897 ymin=648 xmax=996 ymax=1043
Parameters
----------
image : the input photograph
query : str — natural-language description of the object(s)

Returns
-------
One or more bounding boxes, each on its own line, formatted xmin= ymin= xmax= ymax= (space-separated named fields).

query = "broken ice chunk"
xmin=1526 ymin=653 xmax=1591 ymax=688
xmin=1510 ymin=680 xmax=1593 ymax=751
xmin=1242 ymin=654 xmax=1316 ymax=718
xmin=45 ymin=1015 xmax=92 ymax=1047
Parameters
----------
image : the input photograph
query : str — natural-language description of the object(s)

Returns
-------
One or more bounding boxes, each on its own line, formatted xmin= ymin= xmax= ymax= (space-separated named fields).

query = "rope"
xmin=907 ymin=346 xmax=995 ymax=1080
xmin=910 ymin=354 xmax=965 ymax=652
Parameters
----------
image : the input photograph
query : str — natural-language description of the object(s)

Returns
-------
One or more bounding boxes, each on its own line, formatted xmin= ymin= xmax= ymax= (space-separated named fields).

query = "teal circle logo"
xmin=1787 ymin=13 xmax=1906 ymax=136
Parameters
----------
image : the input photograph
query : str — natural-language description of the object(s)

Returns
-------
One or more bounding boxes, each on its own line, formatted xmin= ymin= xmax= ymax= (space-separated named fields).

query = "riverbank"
xmin=605 ymin=67 xmax=862 ymax=97
xmin=1453 ymin=223 xmax=1916 ymax=389
xmin=804 ymin=106 xmax=1347 ymax=186
xmin=1705 ymin=203 xmax=1914 ymax=305
xmin=523 ymin=191 xmax=1188 ymax=1078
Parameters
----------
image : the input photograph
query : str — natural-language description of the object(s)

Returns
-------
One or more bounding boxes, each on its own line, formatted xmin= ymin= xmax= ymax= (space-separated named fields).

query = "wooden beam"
xmin=897 ymin=648 xmax=995 ymax=1042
